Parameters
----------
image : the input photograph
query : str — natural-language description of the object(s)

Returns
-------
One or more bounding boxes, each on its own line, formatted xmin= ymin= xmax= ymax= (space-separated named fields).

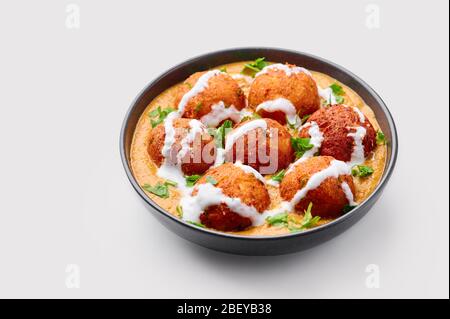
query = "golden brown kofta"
xmin=194 ymin=163 xmax=270 ymax=231
xmin=226 ymin=118 xmax=295 ymax=174
xmin=280 ymin=156 xmax=355 ymax=218
xmin=174 ymin=71 xmax=246 ymax=121
xmin=147 ymin=118 xmax=216 ymax=175
xmin=299 ymin=104 xmax=377 ymax=162
xmin=248 ymin=64 xmax=320 ymax=123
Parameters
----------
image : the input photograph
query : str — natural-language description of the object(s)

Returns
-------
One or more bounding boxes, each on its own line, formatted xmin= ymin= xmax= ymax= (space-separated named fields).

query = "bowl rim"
xmin=119 ymin=47 xmax=398 ymax=241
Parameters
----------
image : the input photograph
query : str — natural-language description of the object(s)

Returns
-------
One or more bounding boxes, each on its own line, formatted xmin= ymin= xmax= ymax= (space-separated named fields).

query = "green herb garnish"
xmin=289 ymin=202 xmax=321 ymax=232
xmin=219 ymin=67 xmax=227 ymax=73
xmin=194 ymin=102 xmax=203 ymax=113
xmin=142 ymin=181 xmax=176 ymax=198
xmin=376 ymin=131 xmax=386 ymax=145
xmin=176 ymin=205 xmax=183 ymax=218
xmin=206 ymin=176 xmax=218 ymax=185
xmin=291 ymin=137 xmax=314 ymax=158
xmin=271 ymin=169 xmax=285 ymax=182
xmin=266 ymin=212 xmax=289 ymax=227
xmin=352 ymin=165 xmax=374 ymax=177
xmin=187 ymin=221 xmax=205 ymax=228
xmin=329 ymin=83 xmax=345 ymax=104
xmin=240 ymin=113 xmax=261 ymax=122
xmin=241 ymin=57 xmax=268 ymax=77
xmin=211 ymin=120 xmax=233 ymax=148
xmin=148 ymin=106 xmax=175 ymax=128
xmin=185 ymin=174 xmax=202 ymax=187
xmin=301 ymin=114 xmax=311 ymax=124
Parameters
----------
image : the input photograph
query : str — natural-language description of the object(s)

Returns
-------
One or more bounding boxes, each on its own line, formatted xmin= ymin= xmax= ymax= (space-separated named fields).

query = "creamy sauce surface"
xmin=130 ymin=61 xmax=387 ymax=236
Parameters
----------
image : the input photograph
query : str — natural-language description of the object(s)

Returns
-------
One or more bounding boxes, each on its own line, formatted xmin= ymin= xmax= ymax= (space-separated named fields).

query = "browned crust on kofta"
xmin=280 ymin=156 xmax=355 ymax=219
xmin=147 ymin=118 xmax=215 ymax=175
xmin=227 ymin=118 xmax=295 ymax=174
xmin=174 ymin=71 xmax=246 ymax=120
xmin=195 ymin=163 xmax=270 ymax=231
xmin=300 ymin=104 xmax=377 ymax=162
xmin=248 ymin=64 xmax=320 ymax=123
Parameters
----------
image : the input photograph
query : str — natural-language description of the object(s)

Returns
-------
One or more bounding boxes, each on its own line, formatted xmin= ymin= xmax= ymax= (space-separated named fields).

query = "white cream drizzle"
xmin=234 ymin=161 xmax=266 ymax=184
xmin=318 ymin=86 xmax=337 ymax=105
xmin=341 ymin=181 xmax=356 ymax=206
xmin=255 ymin=98 xmax=300 ymax=126
xmin=200 ymin=101 xmax=241 ymax=127
xmin=157 ymin=70 xmax=225 ymax=193
xmin=256 ymin=63 xmax=312 ymax=77
xmin=347 ymin=126 xmax=367 ymax=166
xmin=180 ymin=159 xmax=355 ymax=226
xmin=178 ymin=70 xmax=223 ymax=115
xmin=352 ymin=106 xmax=366 ymax=123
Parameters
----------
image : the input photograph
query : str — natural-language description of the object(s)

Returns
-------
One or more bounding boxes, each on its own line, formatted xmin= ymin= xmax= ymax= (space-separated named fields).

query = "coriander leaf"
xmin=206 ymin=176 xmax=218 ymax=185
xmin=291 ymin=137 xmax=314 ymax=159
xmin=219 ymin=67 xmax=227 ymax=73
xmin=330 ymin=83 xmax=345 ymax=96
xmin=187 ymin=221 xmax=205 ymax=228
xmin=271 ymin=169 xmax=285 ymax=182
xmin=176 ymin=205 xmax=183 ymax=218
xmin=164 ymin=180 xmax=178 ymax=187
xmin=376 ymin=131 xmax=386 ymax=145
xmin=301 ymin=114 xmax=311 ymax=124
xmin=142 ymin=183 xmax=169 ymax=198
xmin=329 ymin=83 xmax=345 ymax=105
xmin=214 ymin=120 xmax=233 ymax=148
xmin=240 ymin=113 xmax=261 ymax=123
xmin=194 ymin=102 xmax=203 ymax=113
xmin=185 ymin=174 xmax=202 ymax=187
xmin=241 ymin=57 xmax=268 ymax=77
xmin=266 ymin=212 xmax=289 ymax=227
xmin=148 ymin=106 xmax=175 ymax=128
xmin=289 ymin=202 xmax=321 ymax=232
xmin=352 ymin=165 xmax=374 ymax=177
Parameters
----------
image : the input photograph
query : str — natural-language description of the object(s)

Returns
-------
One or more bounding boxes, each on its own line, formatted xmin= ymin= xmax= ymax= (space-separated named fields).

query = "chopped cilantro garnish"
xmin=289 ymin=202 xmax=321 ymax=232
xmin=185 ymin=174 xmax=202 ymax=187
xmin=219 ymin=67 xmax=227 ymax=73
xmin=376 ymin=131 xmax=386 ymax=145
xmin=148 ymin=106 xmax=175 ymax=128
xmin=240 ymin=113 xmax=261 ymax=122
xmin=291 ymin=137 xmax=314 ymax=158
xmin=329 ymin=83 xmax=345 ymax=104
xmin=142 ymin=181 xmax=176 ymax=198
xmin=271 ymin=170 xmax=285 ymax=182
xmin=301 ymin=114 xmax=311 ymax=124
xmin=241 ymin=57 xmax=268 ymax=77
xmin=187 ymin=221 xmax=205 ymax=228
xmin=266 ymin=202 xmax=320 ymax=232
xmin=352 ymin=165 xmax=374 ymax=177
xmin=194 ymin=102 xmax=203 ymax=113
xmin=176 ymin=205 xmax=183 ymax=218
xmin=211 ymin=120 xmax=233 ymax=148
xmin=266 ymin=212 xmax=289 ymax=227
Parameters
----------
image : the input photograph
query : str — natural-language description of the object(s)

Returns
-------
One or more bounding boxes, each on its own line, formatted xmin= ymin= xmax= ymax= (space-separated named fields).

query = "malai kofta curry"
xmin=130 ymin=59 xmax=387 ymax=236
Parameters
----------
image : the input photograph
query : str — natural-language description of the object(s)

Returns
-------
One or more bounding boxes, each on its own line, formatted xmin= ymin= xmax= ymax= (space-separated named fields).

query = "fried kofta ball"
xmin=147 ymin=118 xmax=215 ymax=175
xmin=225 ymin=118 xmax=294 ymax=174
xmin=195 ymin=163 xmax=270 ymax=231
xmin=248 ymin=63 xmax=320 ymax=124
xmin=280 ymin=156 xmax=355 ymax=218
xmin=299 ymin=104 xmax=377 ymax=163
xmin=174 ymin=70 xmax=246 ymax=124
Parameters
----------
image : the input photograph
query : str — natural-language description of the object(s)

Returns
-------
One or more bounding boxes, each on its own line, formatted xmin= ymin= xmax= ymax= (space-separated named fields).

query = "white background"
xmin=0 ymin=0 xmax=448 ymax=298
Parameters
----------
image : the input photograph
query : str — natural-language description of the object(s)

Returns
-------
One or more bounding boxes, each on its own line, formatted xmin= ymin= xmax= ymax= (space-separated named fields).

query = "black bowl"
xmin=120 ymin=47 xmax=398 ymax=256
